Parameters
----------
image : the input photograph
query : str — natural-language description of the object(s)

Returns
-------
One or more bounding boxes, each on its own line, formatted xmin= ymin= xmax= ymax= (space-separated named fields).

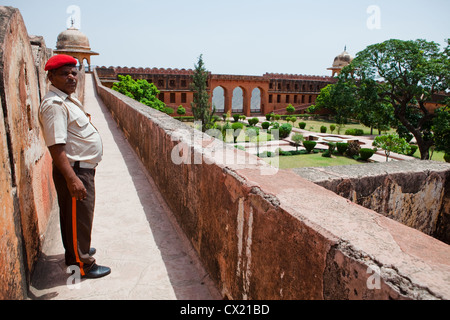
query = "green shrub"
xmin=246 ymin=127 xmax=260 ymax=139
xmin=279 ymin=123 xmax=293 ymax=139
xmin=359 ymin=148 xmax=375 ymax=161
xmin=231 ymin=122 xmax=244 ymax=143
xmin=407 ymin=144 xmax=418 ymax=156
xmin=265 ymin=113 xmax=273 ymax=120
xmin=164 ymin=107 xmax=174 ymax=115
xmin=274 ymin=114 xmax=281 ymax=120
xmin=286 ymin=104 xmax=295 ymax=113
xmin=330 ymin=124 xmax=336 ymax=133
xmin=346 ymin=141 xmax=360 ymax=158
xmin=336 ymin=142 xmax=348 ymax=154
xmin=261 ymin=121 xmax=270 ymax=129
xmin=176 ymin=105 xmax=186 ymax=115
xmin=232 ymin=114 xmax=240 ymax=122
xmin=299 ymin=122 xmax=306 ymax=129
xmin=248 ymin=117 xmax=259 ymax=126
xmin=320 ymin=125 xmax=327 ymax=133
xmin=345 ymin=128 xmax=364 ymax=136
xmin=303 ymin=140 xmax=317 ymax=153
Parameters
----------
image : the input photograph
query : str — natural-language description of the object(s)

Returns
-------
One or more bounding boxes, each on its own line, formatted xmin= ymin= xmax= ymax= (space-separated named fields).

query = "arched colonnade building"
xmin=97 ymin=66 xmax=338 ymax=116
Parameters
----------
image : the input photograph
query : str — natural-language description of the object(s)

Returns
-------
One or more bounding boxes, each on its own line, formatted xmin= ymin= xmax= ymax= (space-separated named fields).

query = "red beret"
xmin=45 ymin=54 xmax=78 ymax=71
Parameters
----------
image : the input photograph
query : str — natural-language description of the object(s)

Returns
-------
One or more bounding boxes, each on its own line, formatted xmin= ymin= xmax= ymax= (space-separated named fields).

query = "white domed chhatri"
xmin=54 ymin=25 xmax=99 ymax=72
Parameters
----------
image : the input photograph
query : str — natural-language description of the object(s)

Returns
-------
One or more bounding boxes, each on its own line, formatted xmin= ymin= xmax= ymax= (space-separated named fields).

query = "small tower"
xmin=54 ymin=20 xmax=99 ymax=72
xmin=327 ymin=46 xmax=353 ymax=77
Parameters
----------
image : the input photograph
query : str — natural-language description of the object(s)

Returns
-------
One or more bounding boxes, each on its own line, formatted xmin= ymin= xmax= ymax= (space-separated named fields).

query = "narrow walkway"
xmin=28 ymin=74 xmax=219 ymax=300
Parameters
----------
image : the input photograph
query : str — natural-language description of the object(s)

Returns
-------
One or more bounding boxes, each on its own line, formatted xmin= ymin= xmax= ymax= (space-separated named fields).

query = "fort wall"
xmin=0 ymin=6 xmax=84 ymax=299
xmin=294 ymin=161 xmax=450 ymax=245
xmin=93 ymin=68 xmax=450 ymax=300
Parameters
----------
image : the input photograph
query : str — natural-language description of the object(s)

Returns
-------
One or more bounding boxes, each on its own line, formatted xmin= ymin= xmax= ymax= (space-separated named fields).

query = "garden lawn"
xmin=262 ymin=152 xmax=362 ymax=169
xmin=284 ymin=118 xmax=395 ymax=135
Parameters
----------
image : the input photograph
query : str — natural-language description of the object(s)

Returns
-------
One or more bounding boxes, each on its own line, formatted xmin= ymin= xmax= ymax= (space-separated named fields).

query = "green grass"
xmin=412 ymin=148 xmax=447 ymax=162
xmin=262 ymin=152 xmax=363 ymax=169
xmin=284 ymin=118 xmax=395 ymax=136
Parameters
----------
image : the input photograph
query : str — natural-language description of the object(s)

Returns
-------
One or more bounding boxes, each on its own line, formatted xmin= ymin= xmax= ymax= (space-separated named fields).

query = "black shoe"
xmin=89 ymin=248 xmax=96 ymax=256
xmin=82 ymin=264 xmax=111 ymax=279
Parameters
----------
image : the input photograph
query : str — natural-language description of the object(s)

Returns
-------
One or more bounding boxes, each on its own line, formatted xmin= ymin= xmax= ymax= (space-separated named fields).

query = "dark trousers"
xmin=52 ymin=162 xmax=96 ymax=275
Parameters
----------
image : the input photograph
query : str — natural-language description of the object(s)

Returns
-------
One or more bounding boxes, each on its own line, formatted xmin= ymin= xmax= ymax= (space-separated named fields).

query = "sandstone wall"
xmin=93 ymin=69 xmax=450 ymax=300
xmin=293 ymin=161 xmax=450 ymax=245
xmin=0 ymin=6 xmax=58 ymax=299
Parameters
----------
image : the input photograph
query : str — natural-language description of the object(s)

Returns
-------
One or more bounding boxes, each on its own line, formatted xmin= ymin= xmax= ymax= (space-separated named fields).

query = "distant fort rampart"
xmin=96 ymin=66 xmax=336 ymax=116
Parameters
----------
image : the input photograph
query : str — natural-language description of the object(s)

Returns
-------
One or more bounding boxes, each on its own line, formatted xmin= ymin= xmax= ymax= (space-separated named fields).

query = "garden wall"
xmin=293 ymin=161 xmax=450 ymax=245
xmin=93 ymin=68 xmax=450 ymax=300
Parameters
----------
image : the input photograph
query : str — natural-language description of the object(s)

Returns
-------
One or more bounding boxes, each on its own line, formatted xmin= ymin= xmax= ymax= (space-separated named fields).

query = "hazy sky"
xmin=6 ymin=0 xmax=450 ymax=76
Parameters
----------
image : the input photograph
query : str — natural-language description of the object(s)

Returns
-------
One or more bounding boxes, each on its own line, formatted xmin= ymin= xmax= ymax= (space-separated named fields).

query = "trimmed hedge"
xmin=303 ymin=140 xmax=317 ymax=153
xmin=359 ymin=148 xmax=375 ymax=161
xmin=345 ymin=128 xmax=364 ymax=136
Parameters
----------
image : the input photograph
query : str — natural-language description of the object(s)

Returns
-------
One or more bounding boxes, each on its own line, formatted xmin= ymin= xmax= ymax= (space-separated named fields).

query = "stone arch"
xmin=251 ymin=87 xmax=262 ymax=113
xmin=232 ymin=86 xmax=247 ymax=113
xmin=212 ymin=86 xmax=226 ymax=112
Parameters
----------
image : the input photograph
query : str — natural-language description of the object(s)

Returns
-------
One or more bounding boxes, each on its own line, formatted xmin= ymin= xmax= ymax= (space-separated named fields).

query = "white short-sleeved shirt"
xmin=39 ymin=85 xmax=103 ymax=166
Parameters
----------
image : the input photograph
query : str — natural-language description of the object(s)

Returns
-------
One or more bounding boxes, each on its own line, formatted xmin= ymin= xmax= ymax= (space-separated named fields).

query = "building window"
xmin=181 ymin=93 xmax=187 ymax=103
xmin=158 ymin=80 xmax=164 ymax=88
xmin=269 ymin=94 xmax=273 ymax=103
xmin=181 ymin=80 xmax=187 ymax=88
xmin=294 ymin=95 xmax=298 ymax=103
xmin=169 ymin=80 xmax=176 ymax=88
xmin=286 ymin=95 xmax=290 ymax=103
xmin=170 ymin=92 xmax=176 ymax=103
xmin=277 ymin=95 xmax=281 ymax=103
xmin=159 ymin=92 xmax=165 ymax=102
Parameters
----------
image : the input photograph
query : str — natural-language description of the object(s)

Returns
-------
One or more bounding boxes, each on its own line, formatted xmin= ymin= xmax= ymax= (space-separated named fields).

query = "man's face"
xmin=48 ymin=65 xmax=78 ymax=95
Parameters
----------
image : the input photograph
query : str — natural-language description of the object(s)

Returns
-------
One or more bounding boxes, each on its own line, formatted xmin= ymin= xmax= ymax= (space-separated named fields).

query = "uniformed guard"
xmin=39 ymin=54 xmax=110 ymax=279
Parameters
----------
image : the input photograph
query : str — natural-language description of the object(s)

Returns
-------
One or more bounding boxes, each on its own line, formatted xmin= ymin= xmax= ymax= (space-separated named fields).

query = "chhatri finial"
xmin=344 ymin=45 xmax=347 ymax=52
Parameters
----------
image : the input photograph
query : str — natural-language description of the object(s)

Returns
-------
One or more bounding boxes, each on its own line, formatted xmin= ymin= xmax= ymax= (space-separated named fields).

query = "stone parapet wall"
xmin=0 ymin=6 xmax=83 ymax=299
xmin=293 ymin=161 xmax=450 ymax=245
xmin=93 ymin=68 xmax=450 ymax=300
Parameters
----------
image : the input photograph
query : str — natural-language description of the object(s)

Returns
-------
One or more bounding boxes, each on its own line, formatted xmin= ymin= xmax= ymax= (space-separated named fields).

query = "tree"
xmin=112 ymin=75 xmax=166 ymax=111
xmin=308 ymin=79 xmax=357 ymax=133
xmin=291 ymin=133 xmax=304 ymax=151
xmin=372 ymin=134 xmax=411 ymax=162
xmin=191 ymin=54 xmax=215 ymax=132
xmin=432 ymin=105 xmax=450 ymax=160
xmin=286 ymin=104 xmax=295 ymax=114
xmin=351 ymin=39 xmax=449 ymax=159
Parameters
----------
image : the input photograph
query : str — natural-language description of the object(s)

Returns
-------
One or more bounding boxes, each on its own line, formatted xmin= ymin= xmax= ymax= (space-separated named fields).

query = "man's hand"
xmin=48 ymin=144 xmax=87 ymax=201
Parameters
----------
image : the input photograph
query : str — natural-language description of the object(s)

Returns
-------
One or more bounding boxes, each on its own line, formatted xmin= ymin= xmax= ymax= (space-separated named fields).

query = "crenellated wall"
xmin=93 ymin=68 xmax=450 ymax=300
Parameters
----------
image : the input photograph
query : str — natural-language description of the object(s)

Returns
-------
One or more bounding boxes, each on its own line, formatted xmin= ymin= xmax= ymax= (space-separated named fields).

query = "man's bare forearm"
xmin=48 ymin=144 xmax=87 ymax=200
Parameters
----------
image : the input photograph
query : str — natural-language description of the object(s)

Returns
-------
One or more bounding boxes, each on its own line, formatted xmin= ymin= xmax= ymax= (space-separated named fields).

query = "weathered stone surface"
xmin=293 ymin=161 xmax=450 ymax=244
xmin=0 ymin=6 xmax=57 ymax=299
